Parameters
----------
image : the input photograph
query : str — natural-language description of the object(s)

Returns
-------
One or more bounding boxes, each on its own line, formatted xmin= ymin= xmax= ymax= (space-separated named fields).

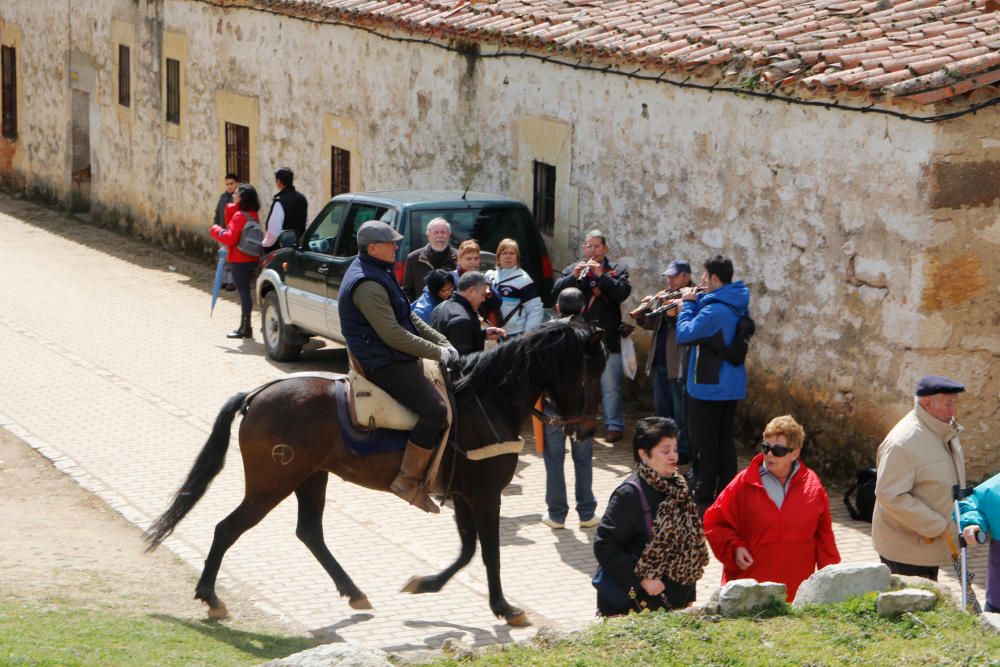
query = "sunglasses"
xmin=761 ymin=442 xmax=793 ymax=457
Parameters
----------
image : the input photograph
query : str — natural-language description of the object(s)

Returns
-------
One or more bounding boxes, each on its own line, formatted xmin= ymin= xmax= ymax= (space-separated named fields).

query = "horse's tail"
xmin=143 ymin=392 xmax=248 ymax=551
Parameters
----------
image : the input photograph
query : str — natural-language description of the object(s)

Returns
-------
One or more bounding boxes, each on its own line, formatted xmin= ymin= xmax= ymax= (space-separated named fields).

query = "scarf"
xmin=633 ymin=462 xmax=709 ymax=586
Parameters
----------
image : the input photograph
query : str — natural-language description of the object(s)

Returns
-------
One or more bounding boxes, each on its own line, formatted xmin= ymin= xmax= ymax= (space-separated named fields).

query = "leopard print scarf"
xmin=633 ymin=462 xmax=709 ymax=586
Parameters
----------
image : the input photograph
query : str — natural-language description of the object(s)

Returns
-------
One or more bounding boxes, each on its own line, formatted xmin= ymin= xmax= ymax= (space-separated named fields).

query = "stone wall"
xmin=1 ymin=0 xmax=996 ymax=475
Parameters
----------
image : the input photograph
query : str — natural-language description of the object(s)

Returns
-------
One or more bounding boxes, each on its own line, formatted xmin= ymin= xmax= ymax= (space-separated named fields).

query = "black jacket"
xmin=593 ymin=472 xmax=695 ymax=615
xmin=263 ymin=186 xmax=308 ymax=253
xmin=430 ymin=294 xmax=484 ymax=356
xmin=213 ymin=191 xmax=231 ymax=228
xmin=553 ymin=258 xmax=631 ymax=353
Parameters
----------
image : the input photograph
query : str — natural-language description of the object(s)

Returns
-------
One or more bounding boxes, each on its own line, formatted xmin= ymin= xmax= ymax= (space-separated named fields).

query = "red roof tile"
xmin=232 ymin=0 xmax=1000 ymax=105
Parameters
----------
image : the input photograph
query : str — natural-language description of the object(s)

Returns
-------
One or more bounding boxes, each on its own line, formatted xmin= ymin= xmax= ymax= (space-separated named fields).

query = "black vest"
xmin=266 ymin=186 xmax=308 ymax=249
xmin=339 ymin=253 xmax=420 ymax=373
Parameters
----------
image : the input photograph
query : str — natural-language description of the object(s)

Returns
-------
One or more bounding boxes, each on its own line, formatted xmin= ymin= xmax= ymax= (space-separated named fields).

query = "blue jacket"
xmin=339 ymin=253 xmax=420 ymax=373
xmin=411 ymin=287 xmax=440 ymax=324
xmin=675 ymin=281 xmax=750 ymax=401
xmin=959 ymin=472 xmax=1000 ymax=536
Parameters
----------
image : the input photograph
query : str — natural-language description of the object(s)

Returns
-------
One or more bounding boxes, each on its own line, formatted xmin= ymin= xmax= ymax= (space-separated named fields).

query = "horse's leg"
xmin=294 ymin=471 xmax=371 ymax=610
xmin=472 ymin=496 xmax=529 ymax=626
xmin=195 ymin=493 xmax=282 ymax=618
xmin=401 ymin=494 xmax=477 ymax=594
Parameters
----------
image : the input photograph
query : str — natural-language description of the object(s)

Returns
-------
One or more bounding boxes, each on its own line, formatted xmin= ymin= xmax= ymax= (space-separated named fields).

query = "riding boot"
xmin=391 ymin=442 xmax=440 ymax=514
xmin=227 ymin=314 xmax=252 ymax=339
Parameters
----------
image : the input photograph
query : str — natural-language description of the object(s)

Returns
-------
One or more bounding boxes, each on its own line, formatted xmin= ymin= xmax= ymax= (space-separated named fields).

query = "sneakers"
xmin=605 ymin=430 xmax=623 ymax=443
xmin=579 ymin=515 xmax=602 ymax=529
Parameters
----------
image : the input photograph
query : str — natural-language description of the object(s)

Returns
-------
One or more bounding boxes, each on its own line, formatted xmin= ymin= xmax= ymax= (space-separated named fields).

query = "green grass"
xmin=427 ymin=594 xmax=1000 ymax=666
xmin=0 ymin=596 xmax=316 ymax=667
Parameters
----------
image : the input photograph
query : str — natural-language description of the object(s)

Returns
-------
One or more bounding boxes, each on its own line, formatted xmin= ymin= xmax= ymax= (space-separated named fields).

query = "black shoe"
xmin=227 ymin=315 xmax=253 ymax=339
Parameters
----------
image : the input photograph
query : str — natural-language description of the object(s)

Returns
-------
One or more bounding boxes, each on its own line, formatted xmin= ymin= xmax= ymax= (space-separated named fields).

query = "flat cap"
xmin=357 ymin=220 xmax=402 ymax=246
xmin=915 ymin=375 xmax=965 ymax=397
xmin=662 ymin=259 xmax=692 ymax=277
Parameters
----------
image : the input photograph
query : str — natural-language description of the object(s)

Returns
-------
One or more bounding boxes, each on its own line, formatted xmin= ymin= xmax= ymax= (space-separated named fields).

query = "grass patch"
xmin=0 ymin=595 xmax=315 ymax=666
xmin=427 ymin=594 xmax=1000 ymax=666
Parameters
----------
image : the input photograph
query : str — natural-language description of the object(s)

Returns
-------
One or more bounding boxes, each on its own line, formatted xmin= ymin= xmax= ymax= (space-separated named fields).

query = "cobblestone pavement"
xmin=0 ymin=195 xmax=987 ymax=653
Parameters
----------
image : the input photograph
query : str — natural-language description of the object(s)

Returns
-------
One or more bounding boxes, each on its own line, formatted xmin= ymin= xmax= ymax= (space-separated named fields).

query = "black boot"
xmin=227 ymin=314 xmax=252 ymax=339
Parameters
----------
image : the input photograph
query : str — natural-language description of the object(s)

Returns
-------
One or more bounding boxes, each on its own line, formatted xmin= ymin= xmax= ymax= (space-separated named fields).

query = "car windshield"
xmin=411 ymin=206 xmax=540 ymax=275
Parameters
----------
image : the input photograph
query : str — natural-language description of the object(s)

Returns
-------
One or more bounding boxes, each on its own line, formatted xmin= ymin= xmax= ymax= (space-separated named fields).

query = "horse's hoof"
xmin=349 ymin=595 xmax=373 ymax=610
xmin=206 ymin=599 xmax=229 ymax=620
xmin=505 ymin=611 xmax=530 ymax=627
xmin=400 ymin=576 xmax=422 ymax=594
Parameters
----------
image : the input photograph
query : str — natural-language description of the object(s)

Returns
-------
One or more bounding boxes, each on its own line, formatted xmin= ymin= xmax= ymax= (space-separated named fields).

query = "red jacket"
xmin=703 ymin=454 xmax=840 ymax=601
xmin=211 ymin=209 xmax=260 ymax=264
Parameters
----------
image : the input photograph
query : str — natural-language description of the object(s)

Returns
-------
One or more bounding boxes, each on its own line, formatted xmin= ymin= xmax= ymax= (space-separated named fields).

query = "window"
xmin=532 ymin=160 xmax=556 ymax=236
xmin=334 ymin=203 xmax=389 ymax=257
xmin=165 ymin=58 xmax=180 ymax=124
xmin=303 ymin=201 xmax=348 ymax=254
xmin=225 ymin=122 xmax=250 ymax=183
xmin=118 ymin=45 xmax=130 ymax=107
xmin=331 ymin=146 xmax=350 ymax=197
xmin=1 ymin=45 xmax=16 ymax=139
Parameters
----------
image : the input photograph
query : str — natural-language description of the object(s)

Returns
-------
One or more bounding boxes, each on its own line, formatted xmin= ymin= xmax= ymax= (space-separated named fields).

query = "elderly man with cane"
xmin=872 ymin=375 xmax=968 ymax=582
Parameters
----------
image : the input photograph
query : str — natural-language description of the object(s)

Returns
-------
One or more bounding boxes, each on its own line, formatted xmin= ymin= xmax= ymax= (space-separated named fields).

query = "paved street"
xmin=0 ymin=194 xmax=987 ymax=653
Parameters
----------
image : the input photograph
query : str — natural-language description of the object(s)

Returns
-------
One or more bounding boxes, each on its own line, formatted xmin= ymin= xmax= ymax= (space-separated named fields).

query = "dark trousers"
xmin=879 ymin=556 xmax=939 ymax=581
xmin=229 ymin=261 xmax=256 ymax=318
xmin=688 ymin=398 xmax=738 ymax=506
xmin=367 ymin=360 xmax=448 ymax=449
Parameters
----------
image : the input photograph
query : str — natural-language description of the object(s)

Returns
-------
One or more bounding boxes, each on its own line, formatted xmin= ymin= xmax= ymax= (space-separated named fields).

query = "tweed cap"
xmin=357 ymin=220 xmax=402 ymax=246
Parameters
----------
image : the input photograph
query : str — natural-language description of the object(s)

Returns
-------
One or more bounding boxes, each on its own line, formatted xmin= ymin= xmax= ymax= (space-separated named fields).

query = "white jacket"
xmin=485 ymin=267 xmax=544 ymax=336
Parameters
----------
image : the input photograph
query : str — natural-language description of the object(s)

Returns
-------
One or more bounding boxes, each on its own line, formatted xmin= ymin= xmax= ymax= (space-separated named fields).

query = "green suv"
xmin=256 ymin=190 xmax=555 ymax=361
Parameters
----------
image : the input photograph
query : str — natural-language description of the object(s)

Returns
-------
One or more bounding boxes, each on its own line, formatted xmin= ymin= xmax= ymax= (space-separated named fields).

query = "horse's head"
xmin=545 ymin=322 xmax=607 ymax=440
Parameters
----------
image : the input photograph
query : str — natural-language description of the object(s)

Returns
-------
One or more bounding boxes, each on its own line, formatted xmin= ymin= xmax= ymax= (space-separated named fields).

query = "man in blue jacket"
xmin=675 ymin=255 xmax=750 ymax=512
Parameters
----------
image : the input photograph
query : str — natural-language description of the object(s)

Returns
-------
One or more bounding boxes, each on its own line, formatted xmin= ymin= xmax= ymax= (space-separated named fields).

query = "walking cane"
xmin=949 ymin=483 xmax=982 ymax=614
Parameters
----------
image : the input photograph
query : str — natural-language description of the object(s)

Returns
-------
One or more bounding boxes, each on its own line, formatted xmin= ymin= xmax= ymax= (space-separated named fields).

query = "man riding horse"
xmin=338 ymin=220 xmax=459 ymax=514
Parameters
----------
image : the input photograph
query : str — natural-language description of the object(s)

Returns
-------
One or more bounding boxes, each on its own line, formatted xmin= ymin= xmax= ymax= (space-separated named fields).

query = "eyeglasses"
xmin=761 ymin=442 xmax=792 ymax=457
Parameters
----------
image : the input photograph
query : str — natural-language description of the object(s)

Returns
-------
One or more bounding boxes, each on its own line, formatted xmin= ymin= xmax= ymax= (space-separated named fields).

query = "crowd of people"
xmin=210 ymin=186 xmax=996 ymax=618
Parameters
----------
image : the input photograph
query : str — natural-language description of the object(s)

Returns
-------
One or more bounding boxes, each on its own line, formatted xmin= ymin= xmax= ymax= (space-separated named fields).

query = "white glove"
xmin=439 ymin=345 xmax=460 ymax=366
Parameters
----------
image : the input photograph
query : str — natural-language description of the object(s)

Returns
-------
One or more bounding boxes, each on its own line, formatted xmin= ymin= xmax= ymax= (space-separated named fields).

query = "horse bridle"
xmin=528 ymin=345 xmax=603 ymax=428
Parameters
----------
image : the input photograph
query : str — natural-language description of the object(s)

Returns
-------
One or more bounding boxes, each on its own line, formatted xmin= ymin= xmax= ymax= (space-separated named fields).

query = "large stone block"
xmin=981 ymin=612 xmax=1000 ymax=634
xmin=793 ymin=563 xmax=891 ymax=607
xmin=718 ymin=579 xmax=787 ymax=617
xmin=876 ymin=589 xmax=937 ymax=617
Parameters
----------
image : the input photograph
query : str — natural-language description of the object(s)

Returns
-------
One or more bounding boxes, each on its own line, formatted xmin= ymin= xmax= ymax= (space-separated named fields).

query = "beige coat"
xmin=871 ymin=400 xmax=966 ymax=566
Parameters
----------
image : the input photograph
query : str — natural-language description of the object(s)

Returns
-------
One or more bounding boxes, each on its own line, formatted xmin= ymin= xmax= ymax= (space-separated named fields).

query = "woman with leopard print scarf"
xmin=594 ymin=417 xmax=708 ymax=616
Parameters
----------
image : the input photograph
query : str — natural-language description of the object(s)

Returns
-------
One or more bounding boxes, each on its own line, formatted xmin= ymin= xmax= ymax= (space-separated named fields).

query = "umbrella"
xmin=210 ymin=248 xmax=227 ymax=316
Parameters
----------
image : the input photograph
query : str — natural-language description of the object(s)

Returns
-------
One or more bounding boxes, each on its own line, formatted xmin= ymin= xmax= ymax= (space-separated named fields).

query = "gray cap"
xmin=357 ymin=220 xmax=403 ymax=246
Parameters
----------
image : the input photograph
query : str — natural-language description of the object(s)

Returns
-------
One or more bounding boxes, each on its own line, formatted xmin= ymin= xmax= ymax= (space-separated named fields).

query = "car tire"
xmin=262 ymin=291 xmax=303 ymax=362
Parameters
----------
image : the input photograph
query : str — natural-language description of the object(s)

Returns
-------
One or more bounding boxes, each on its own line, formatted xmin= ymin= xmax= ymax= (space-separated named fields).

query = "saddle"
xmin=345 ymin=356 xmax=445 ymax=432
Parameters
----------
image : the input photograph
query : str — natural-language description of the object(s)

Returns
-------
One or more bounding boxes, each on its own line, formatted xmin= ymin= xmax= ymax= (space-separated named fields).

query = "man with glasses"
xmin=554 ymin=230 xmax=631 ymax=443
xmin=872 ymin=375 xmax=968 ymax=580
xmin=339 ymin=221 xmax=459 ymax=514
xmin=676 ymin=255 xmax=750 ymax=512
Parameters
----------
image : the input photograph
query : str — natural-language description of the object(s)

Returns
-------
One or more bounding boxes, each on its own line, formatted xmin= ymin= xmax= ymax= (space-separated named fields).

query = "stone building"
xmin=2 ymin=0 xmax=999 ymax=475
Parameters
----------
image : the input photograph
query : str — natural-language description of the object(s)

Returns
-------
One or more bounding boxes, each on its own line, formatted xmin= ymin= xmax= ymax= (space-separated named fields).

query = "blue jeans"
xmin=600 ymin=351 xmax=624 ymax=432
xmin=652 ymin=366 xmax=689 ymax=458
xmin=542 ymin=410 xmax=597 ymax=523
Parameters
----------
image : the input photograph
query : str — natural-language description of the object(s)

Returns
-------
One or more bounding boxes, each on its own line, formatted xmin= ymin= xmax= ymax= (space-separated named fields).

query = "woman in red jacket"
xmin=703 ymin=415 xmax=840 ymax=601
xmin=210 ymin=183 xmax=261 ymax=339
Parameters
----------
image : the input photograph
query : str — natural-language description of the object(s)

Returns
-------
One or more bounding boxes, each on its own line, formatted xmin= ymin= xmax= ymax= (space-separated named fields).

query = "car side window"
xmin=303 ymin=202 xmax=348 ymax=255
xmin=335 ymin=203 xmax=389 ymax=257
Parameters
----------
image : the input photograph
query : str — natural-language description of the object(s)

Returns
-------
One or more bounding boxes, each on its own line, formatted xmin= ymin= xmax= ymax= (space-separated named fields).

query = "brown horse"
xmin=144 ymin=319 xmax=605 ymax=625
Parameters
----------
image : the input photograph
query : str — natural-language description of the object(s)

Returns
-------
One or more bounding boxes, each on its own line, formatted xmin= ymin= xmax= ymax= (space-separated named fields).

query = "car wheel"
xmin=262 ymin=291 xmax=303 ymax=362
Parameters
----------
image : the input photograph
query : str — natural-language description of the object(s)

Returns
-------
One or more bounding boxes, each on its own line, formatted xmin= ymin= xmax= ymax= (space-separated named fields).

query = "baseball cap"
xmin=662 ymin=259 xmax=692 ymax=277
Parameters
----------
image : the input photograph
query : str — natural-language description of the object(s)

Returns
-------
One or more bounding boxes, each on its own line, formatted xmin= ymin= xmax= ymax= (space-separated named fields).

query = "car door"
xmin=324 ymin=201 xmax=391 ymax=339
xmin=285 ymin=200 xmax=348 ymax=335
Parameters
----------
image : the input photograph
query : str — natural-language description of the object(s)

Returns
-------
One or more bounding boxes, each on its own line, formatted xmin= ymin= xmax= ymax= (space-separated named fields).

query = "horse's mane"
xmin=452 ymin=320 xmax=589 ymax=415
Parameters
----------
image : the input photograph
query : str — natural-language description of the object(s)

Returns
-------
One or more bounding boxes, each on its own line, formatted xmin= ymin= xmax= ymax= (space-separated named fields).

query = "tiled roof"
xmin=234 ymin=0 xmax=1000 ymax=105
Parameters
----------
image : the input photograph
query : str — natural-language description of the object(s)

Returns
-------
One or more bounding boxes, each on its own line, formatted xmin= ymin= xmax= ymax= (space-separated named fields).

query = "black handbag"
xmin=844 ymin=467 xmax=877 ymax=522
xmin=592 ymin=479 xmax=653 ymax=607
